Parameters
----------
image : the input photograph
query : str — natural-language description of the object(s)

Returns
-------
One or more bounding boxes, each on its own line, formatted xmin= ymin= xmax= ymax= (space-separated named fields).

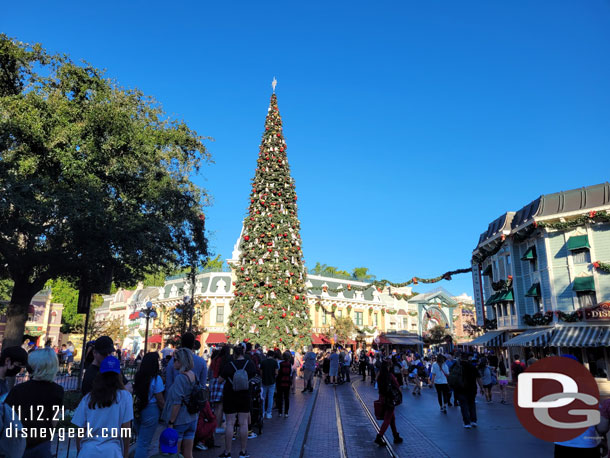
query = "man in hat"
xmin=82 ymin=336 xmax=131 ymax=395
xmin=151 ymin=428 xmax=183 ymax=458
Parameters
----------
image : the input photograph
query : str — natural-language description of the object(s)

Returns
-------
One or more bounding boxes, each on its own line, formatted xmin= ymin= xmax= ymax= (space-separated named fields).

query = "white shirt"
xmin=72 ymin=389 xmax=134 ymax=458
xmin=430 ymin=362 xmax=449 ymax=384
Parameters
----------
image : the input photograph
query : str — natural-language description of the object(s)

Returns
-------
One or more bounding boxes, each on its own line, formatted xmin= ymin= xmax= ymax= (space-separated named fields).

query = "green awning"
xmin=567 ymin=235 xmax=590 ymax=251
xmin=521 ymin=246 xmax=536 ymax=261
xmin=496 ymin=289 xmax=514 ymax=302
xmin=482 ymin=265 xmax=492 ymax=276
xmin=525 ymin=283 xmax=540 ymax=297
xmin=573 ymin=277 xmax=595 ymax=292
xmin=485 ymin=292 xmax=499 ymax=305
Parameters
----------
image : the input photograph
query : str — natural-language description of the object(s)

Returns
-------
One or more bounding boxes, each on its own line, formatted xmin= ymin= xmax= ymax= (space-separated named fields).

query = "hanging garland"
xmin=392 ymin=293 xmax=418 ymax=301
xmin=537 ymin=210 xmax=610 ymax=230
xmin=356 ymin=326 xmax=376 ymax=334
xmin=385 ymin=309 xmax=397 ymax=315
xmin=408 ymin=311 xmax=418 ymax=317
xmin=523 ymin=311 xmax=554 ymax=327
xmin=557 ymin=310 xmax=583 ymax=323
xmin=593 ymin=261 xmax=610 ymax=273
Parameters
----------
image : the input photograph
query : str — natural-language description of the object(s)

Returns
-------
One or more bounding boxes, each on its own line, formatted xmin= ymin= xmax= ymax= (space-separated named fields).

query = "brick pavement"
xmin=352 ymin=380 xmax=552 ymax=458
xmin=302 ymin=380 xmax=341 ymax=458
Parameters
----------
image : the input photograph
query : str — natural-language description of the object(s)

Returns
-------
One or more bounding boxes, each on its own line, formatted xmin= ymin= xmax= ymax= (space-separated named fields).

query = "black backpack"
xmin=448 ymin=362 xmax=464 ymax=390
xmin=183 ymin=374 xmax=209 ymax=415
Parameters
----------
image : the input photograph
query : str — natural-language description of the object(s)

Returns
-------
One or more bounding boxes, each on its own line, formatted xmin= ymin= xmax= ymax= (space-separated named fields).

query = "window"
xmin=402 ymin=318 xmax=408 ymax=329
xmin=533 ymin=297 xmax=542 ymax=313
xmin=322 ymin=312 xmax=327 ymax=325
xmin=355 ymin=311 xmax=363 ymax=326
xmin=336 ymin=310 xmax=342 ymax=318
xmin=572 ymin=249 xmax=591 ymax=265
xmin=493 ymin=259 xmax=499 ymax=281
xmin=373 ymin=313 xmax=378 ymax=327
xmin=577 ymin=291 xmax=597 ymax=308
xmin=216 ymin=305 xmax=224 ymax=324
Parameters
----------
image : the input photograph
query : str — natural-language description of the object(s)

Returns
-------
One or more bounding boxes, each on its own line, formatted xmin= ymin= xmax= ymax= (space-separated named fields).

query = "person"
xmin=478 ymin=357 xmax=493 ymax=403
xmin=151 ymin=428 xmax=184 ymax=458
xmin=0 ymin=346 xmax=28 ymax=400
xmin=511 ymin=355 xmax=526 ymax=383
xmin=343 ymin=349 xmax=352 ymax=383
xmin=328 ymin=348 xmax=340 ymax=385
xmin=302 ymin=346 xmax=316 ymax=392
xmin=135 ymin=349 xmax=145 ymax=363
xmin=277 ymin=350 xmax=293 ymax=417
xmin=209 ymin=345 xmax=231 ymax=435
xmin=165 ymin=333 xmax=207 ymax=393
xmin=160 ymin=348 xmax=197 ymax=458
xmin=161 ymin=343 xmax=174 ymax=360
xmin=202 ymin=349 xmax=210 ymax=363
xmin=5 ymin=348 xmax=64 ymax=457
xmin=429 ymin=354 xmax=451 ymax=413
xmin=374 ymin=357 xmax=403 ymax=446
xmin=133 ymin=352 xmax=165 ymax=458
xmin=391 ymin=355 xmax=403 ymax=387
xmin=596 ymin=398 xmax=610 ymax=458
xmin=487 ymin=350 xmax=499 ymax=371
xmin=359 ymin=349 xmax=368 ymax=381
xmin=526 ymin=352 xmax=538 ymax=367
xmin=291 ymin=350 xmax=301 ymax=394
xmin=218 ymin=344 xmax=256 ymax=458
xmin=72 ymin=356 xmax=133 ymax=458
xmin=260 ymin=350 xmax=278 ymax=418
xmin=451 ymin=353 xmax=483 ymax=429
xmin=496 ymin=356 xmax=509 ymax=404
xmin=82 ymin=336 xmax=132 ymax=396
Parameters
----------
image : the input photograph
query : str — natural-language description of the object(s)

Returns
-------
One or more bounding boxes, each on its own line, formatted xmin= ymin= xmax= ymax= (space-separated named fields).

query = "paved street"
xmin=193 ymin=375 xmax=553 ymax=458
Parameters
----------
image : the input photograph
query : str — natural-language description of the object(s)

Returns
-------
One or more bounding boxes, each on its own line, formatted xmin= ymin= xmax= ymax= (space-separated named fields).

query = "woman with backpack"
xmin=374 ymin=357 xmax=403 ymax=447
xmin=218 ymin=344 xmax=256 ymax=458
xmin=429 ymin=354 xmax=451 ymax=412
xmin=133 ymin=352 xmax=165 ymax=458
xmin=161 ymin=348 xmax=197 ymax=458
xmin=277 ymin=351 xmax=293 ymax=417
xmin=478 ymin=357 xmax=493 ymax=403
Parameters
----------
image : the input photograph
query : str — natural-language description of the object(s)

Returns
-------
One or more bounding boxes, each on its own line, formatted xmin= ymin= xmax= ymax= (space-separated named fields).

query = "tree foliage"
xmin=426 ymin=324 xmax=449 ymax=345
xmin=310 ymin=263 xmax=375 ymax=281
xmin=326 ymin=316 xmax=356 ymax=345
xmin=0 ymin=35 xmax=211 ymax=346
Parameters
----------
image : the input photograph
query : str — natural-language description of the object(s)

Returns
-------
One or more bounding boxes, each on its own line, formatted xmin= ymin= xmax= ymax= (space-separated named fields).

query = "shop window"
xmin=577 ymin=291 xmax=596 ymax=308
xmin=586 ymin=348 xmax=608 ymax=379
xmin=216 ymin=305 xmax=224 ymax=324
xmin=572 ymin=249 xmax=591 ymax=265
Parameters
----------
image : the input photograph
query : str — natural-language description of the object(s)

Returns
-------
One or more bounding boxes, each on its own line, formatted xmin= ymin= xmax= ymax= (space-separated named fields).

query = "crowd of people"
xmin=0 ymin=338 xmax=609 ymax=458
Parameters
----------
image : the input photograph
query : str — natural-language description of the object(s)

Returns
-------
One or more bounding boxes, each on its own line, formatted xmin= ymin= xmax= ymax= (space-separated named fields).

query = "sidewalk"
xmin=352 ymin=380 xmax=552 ymax=458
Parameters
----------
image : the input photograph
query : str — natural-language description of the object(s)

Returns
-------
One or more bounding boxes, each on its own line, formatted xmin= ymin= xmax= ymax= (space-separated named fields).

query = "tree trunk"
xmin=3 ymin=278 xmax=38 ymax=348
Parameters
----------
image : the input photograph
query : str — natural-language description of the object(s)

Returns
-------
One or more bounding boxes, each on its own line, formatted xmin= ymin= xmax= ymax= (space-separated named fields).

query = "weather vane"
xmin=272 ymin=77 xmax=277 ymax=93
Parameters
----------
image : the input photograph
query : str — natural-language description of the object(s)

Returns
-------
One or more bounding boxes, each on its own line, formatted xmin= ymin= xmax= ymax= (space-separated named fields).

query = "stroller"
xmin=249 ymin=376 xmax=264 ymax=435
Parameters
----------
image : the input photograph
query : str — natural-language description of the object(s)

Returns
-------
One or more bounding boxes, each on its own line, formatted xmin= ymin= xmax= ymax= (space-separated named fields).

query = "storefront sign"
xmin=585 ymin=302 xmax=610 ymax=321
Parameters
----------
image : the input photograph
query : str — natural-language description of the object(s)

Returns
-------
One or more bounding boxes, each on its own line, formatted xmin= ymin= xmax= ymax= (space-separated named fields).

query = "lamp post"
xmin=139 ymin=301 xmax=157 ymax=354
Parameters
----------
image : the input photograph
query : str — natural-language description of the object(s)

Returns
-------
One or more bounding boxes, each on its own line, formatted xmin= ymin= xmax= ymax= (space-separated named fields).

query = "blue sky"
xmin=4 ymin=1 xmax=610 ymax=297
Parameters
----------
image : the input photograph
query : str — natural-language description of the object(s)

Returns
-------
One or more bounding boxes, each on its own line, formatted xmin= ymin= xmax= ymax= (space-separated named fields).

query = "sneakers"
xmin=393 ymin=434 xmax=403 ymax=444
xmin=248 ymin=431 xmax=258 ymax=439
xmin=219 ymin=453 xmax=231 ymax=458
xmin=301 ymin=389 xmax=308 ymax=393
xmin=471 ymin=422 xmax=478 ymax=427
xmin=374 ymin=434 xmax=386 ymax=446
xmin=464 ymin=424 xmax=472 ymax=429
xmin=266 ymin=413 xmax=272 ymax=419
xmin=284 ymin=413 xmax=289 ymax=418
xmin=239 ymin=451 xmax=250 ymax=458
xmin=195 ymin=443 xmax=208 ymax=451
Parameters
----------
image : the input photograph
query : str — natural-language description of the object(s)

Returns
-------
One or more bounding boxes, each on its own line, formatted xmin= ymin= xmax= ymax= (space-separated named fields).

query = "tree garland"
xmin=384 ymin=309 xmax=397 ymax=315
xmin=593 ymin=261 xmax=610 ymax=273
xmin=537 ymin=210 xmax=610 ymax=230
xmin=523 ymin=311 xmax=553 ymax=326
xmin=557 ymin=310 xmax=583 ymax=323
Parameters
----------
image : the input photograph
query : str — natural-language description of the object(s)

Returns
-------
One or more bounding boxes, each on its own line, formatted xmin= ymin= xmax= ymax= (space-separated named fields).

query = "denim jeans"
xmin=262 ymin=383 xmax=276 ymax=416
xmin=455 ymin=392 xmax=477 ymax=425
xmin=134 ymin=401 xmax=161 ymax=458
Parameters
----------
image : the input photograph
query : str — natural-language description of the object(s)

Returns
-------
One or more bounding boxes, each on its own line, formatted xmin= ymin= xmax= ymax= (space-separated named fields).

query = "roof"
xmin=475 ymin=182 xmax=610 ymax=252
xmin=205 ymin=333 xmax=227 ymax=344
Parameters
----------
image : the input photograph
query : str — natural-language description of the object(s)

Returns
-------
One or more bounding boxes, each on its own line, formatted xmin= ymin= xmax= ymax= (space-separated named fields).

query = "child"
xmin=151 ymin=428 xmax=184 ymax=458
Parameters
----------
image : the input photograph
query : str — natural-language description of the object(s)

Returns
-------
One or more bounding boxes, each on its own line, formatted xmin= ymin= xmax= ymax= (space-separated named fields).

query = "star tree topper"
xmin=272 ymin=77 xmax=277 ymax=93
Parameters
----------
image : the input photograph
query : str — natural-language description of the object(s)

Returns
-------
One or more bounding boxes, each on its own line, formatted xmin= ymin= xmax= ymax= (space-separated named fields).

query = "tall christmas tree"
xmin=228 ymin=86 xmax=311 ymax=349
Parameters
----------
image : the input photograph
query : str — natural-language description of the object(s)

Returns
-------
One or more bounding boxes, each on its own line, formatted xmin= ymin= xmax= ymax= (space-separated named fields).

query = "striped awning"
xmin=503 ymin=328 xmax=555 ymax=347
xmin=468 ymin=330 xmax=506 ymax=347
xmin=548 ymin=326 xmax=610 ymax=347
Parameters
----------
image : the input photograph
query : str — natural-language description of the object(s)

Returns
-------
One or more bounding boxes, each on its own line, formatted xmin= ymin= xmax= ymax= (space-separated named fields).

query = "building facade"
xmin=470 ymin=182 xmax=610 ymax=392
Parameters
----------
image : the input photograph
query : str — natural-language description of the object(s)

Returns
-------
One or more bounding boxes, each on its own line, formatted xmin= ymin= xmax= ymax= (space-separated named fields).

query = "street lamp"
xmin=139 ymin=301 xmax=157 ymax=354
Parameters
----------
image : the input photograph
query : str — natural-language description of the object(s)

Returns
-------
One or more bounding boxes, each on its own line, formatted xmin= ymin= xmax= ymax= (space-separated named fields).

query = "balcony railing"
xmin=497 ymin=315 xmax=518 ymax=328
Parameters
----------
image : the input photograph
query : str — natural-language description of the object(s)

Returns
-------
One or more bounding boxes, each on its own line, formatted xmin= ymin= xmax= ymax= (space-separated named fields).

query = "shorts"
xmin=498 ymin=379 xmax=508 ymax=386
xmin=483 ymin=384 xmax=493 ymax=389
xmin=223 ymin=391 xmax=250 ymax=414
xmin=173 ymin=419 xmax=196 ymax=440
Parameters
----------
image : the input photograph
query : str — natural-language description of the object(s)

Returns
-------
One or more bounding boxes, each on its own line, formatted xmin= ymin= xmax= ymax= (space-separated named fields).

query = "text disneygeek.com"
xmin=5 ymin=425 xmax=131 ymax=441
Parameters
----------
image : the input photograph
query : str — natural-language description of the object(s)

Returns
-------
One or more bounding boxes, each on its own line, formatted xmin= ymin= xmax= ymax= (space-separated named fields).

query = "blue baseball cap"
xmin=99 ymin=356 xmax=121 ymax=374
xmin=160 ymin=428 xmax=179 ymax=453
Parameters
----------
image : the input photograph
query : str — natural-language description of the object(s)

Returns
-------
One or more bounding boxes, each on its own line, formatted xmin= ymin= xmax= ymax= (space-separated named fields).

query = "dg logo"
xmin=514 ymin=356 xmax=600 ymax=442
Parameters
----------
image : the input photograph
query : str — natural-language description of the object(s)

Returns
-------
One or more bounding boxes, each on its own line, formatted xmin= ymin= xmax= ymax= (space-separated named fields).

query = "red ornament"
xmin=412 ymin=277 xmax=418 ymax=285
xmin=199 ymin=214 xmax=205 ymax=222
xmin=593 ymin=261 xmax=601 ymax=268
xmin=295 ymin=295 xmax=299 ymax=300
xmin=589 ymin=211 xmax=597 ymax=218
xmin=259 ymin=315 xmax=264 ymax=320
xmin=533 ymin=221 xmax=538 ymax=228
xmin=244 ymin=236 xmax=250 ymax=241
xmin=232 ymin=282 xmax=236 ymax=286
xmin=281 ymin=312 xmax=286 ymax=318
xmin=244 ymin=338 xmax=249 ymax=342
xmin=508 ymin=275 xmax=513 ymax=280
